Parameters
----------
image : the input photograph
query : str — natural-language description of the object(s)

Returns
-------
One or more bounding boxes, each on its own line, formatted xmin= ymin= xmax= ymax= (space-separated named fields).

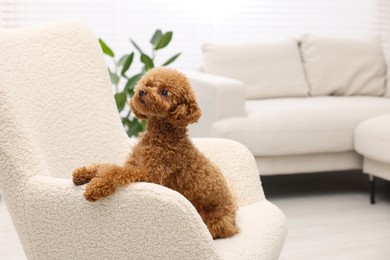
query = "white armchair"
xmin=0 ymin=21 xmax=287 ymax=259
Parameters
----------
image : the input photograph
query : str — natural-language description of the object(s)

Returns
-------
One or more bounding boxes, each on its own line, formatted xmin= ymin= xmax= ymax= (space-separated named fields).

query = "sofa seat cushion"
xmin=355 ymin=114 xmax=390 ymax=164
xmin=210 ymin=97 xmax=390 ymax=156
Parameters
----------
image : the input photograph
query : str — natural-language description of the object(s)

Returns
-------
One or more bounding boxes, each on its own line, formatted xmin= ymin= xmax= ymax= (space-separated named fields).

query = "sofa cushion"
xmin=201 ymin=39 xmax=309 ymax=99
xmin=210 ymin=97 xmax=390 ymax=156
xmin=300 ymin=35 xmax=386 ymax=96
xmin=355 ymin=114 xmax=390 ymax=164
xmin=387 ymin=60 xmax=390 ymax=97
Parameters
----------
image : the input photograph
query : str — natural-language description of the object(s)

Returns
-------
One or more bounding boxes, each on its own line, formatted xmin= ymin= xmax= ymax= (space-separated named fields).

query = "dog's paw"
xmin=72 ymin=166 xmax=96 ymax=186
xmin=83 ymin=177 xmax=114 ymax=202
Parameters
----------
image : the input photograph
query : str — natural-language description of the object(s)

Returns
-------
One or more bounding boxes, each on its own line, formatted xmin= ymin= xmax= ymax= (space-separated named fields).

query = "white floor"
xmin=1 ymin=171 xmax=389 ymax=260
xmin=262 ymin=171 xmax=390 ymax=260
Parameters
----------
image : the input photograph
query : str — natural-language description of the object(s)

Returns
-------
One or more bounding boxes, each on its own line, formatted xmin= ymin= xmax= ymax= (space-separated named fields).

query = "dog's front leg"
xmin=72 ymin=163 xmax=100 ymax=185
xmin=83 ymin=164 xmax=148 ymax=202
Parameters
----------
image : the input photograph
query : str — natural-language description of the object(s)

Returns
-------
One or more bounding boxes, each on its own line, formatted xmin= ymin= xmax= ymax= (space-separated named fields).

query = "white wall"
xmin=1 ymin=0 xmax=389 ymax=72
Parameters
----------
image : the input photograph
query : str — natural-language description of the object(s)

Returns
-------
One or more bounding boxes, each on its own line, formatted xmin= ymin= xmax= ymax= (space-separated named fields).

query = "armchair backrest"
xmin=0 ymin=21 xmax=130 ymax=187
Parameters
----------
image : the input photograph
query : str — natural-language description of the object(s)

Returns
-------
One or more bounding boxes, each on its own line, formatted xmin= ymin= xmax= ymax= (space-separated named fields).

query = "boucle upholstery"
xmin=0 ymin=21 xmax=287 ymax=259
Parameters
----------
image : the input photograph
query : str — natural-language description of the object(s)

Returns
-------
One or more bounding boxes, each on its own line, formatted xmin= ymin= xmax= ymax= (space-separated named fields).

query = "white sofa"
xmin=355 ymin=114 xmax=390 ymax=203
xmin=187 ymin=35 xmax=390 ymax=177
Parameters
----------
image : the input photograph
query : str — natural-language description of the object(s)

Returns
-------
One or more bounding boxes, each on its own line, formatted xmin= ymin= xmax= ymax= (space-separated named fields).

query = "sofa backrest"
xmin=300 ymin=34 xmax=387 ymax=96
xmin=201 ymin=35 xmax=388 ymax=99
xmin=200 ymin=39 xmax=309 ymax=99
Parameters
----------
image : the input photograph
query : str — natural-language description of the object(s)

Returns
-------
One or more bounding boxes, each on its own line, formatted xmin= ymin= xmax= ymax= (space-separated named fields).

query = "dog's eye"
xmin=161 ymin=90 xmax=169 ymax=96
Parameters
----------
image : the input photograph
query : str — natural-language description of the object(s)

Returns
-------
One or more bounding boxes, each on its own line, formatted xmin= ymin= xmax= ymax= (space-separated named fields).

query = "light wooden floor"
xmin=262 ymin=171 xmax=390 ymax=260
xmin=1 ymin=171 xmax=389 ymax=260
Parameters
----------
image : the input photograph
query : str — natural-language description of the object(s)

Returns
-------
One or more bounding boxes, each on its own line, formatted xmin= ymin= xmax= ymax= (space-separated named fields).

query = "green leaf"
xmin=99 ymin=38 xmax=115 ymax=57
xmin=161 ymin=53 xmax=181 ymax=66
xmin=124 ymin=73 xmax=143 ymax=96
xmin=120 ymin=52 xmax=134 ymax=77
xmin=130 ymin=39 xmax=143 ymax=54
xmin=140 ymin=54 xmax=154 ymax=71
xmin=155 ymin=32 xmax=173 ymax=50
xmin=118 ymin=54 xmax=129 ymax=66
xmin=127 ymin=119 xmax=145 ymax=137
xmin=141 ymin=119 xmax=147 ymax=129
xmin=150 ymin=29 xmax=163 ymax=48
xmin=121 ymin=117 xmax=131 ymax=128
xmin=114 ymin=92 xmax=127 ymax=112
xmin=109 ymin=70 xmax=120 ymax=85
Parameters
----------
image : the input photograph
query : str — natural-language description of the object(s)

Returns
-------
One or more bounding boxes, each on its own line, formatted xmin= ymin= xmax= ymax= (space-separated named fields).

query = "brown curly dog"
xmin=72 ymin=67 xmax=239 ymax=239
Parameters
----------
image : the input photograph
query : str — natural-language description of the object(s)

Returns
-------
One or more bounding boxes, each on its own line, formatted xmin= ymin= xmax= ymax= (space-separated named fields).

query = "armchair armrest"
xmin=185 ymin=71 xmax=246 ymax=137
xmin=21 ymin=175 xmax=219 ymax=260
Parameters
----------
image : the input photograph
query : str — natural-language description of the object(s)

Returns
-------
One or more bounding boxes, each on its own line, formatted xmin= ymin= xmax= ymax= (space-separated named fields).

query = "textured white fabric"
xmin=185 ymin=71 xmax=246 ymax=137
xmin=0 ymin=20 xmax=131 ymax=180
xmin=24 ymin=177 xmax=218 ymax=260
xmin=201 ymin=39 xmax=309 ymax=99
xmin=211 ymin=97 xmax=390 ymax=156
xmin=256 ymin=152 xmax=362 ymax=176
xmin=362 ymin=158 xmax=390 ymax=181
xmin=214 ymin=201 xmax=287 ymax=260
xmin=355 ymin=114 xmax=390 ymax=164
xmin=0 ymin=21 xmax=287 ymax=260
xmin=300 ymin=34 xmax=387 ymax=96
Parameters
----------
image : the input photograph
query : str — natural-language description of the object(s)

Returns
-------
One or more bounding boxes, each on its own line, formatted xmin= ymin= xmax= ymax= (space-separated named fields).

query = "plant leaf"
xmin=114 ymin=92 xmax=127 ymax=112
xmin=161 ymin=53 xmax=181 ymax=66
xmin=120 ymin=52 xmax=134 ymax=77
xmin=122 ymin=117 xmax=131 ymax=129
xmin=155 ymin=32 xmax=173 ymax=50
xmin=109 ymin=70 xmax=120 ymax=85
xmin=130 ymin=39 xmax=143 ymax=54
xmin=127 ymin=118 xmax=145 ymax=137
xmin=150 ymin=29 xmax=163 ymax=48
xmin=125 ymin=73 xmax=143 ymax=96
xmin=118 ymin=54 xmax=129 ymax=66
xmin=140 ymin=54 xmax=154 ymax=71
xmin=99 ymin=38 xmax=115 ymax=57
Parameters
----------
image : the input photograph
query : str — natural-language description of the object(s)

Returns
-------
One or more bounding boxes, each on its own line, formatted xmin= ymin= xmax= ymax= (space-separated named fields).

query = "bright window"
xmin=1 ymin=0 xmax=389 ymax=70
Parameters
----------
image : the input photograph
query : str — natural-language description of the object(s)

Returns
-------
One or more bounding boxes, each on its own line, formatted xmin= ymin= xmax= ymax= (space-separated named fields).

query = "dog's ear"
xmin=129 ymin=98 xmax=147 ymax=119
xmin=169 ymin=100 xmax=201 ymax=127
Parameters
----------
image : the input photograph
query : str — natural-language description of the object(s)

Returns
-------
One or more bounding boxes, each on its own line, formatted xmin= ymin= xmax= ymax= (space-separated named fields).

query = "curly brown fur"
xmin=72 ymin=68 xmax=239 ymax=239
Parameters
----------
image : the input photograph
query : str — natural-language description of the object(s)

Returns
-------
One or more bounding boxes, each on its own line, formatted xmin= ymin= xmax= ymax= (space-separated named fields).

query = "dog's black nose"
xmin=139 ymin=89 xmax=146 ymax=97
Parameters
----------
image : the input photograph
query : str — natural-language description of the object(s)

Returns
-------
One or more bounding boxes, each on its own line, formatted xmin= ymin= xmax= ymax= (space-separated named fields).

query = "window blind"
xmin=1 ymin=0 xmax=389 ymax=70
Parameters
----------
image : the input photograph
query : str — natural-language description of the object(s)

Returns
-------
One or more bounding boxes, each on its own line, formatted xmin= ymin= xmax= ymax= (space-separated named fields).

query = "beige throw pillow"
xmin=300 ymin=34 xmax=386 ymax=96
xmin=201 ymin=39 xmax=309 ymax=99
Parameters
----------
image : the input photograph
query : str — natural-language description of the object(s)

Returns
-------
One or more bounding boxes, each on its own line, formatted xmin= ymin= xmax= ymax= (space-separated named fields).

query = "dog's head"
xmin=129 ymin=68 xmax=201 ymax=127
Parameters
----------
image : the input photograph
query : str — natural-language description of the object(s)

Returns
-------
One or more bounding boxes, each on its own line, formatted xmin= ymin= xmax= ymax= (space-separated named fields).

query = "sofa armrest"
xmin=21 ymin=175 xmax=218 ymax=260
xmin=185 ymin=71 xmax=246 ymax=137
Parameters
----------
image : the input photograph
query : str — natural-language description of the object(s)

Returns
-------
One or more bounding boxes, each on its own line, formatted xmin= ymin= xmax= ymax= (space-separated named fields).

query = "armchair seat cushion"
xmin=355 ymin=114 xmax=390 ymax=164
xmin=211 ymin=97 xmax=390 ymax=156
xmin=215 ymin=200 xmax=286 ymax=260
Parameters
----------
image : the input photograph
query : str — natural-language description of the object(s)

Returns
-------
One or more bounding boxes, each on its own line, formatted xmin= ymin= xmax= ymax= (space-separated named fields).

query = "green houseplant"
xmin=99 ymin=30 xmax=181 ymax=137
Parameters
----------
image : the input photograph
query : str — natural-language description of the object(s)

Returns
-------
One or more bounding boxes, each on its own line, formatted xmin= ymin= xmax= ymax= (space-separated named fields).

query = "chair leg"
xmin=369 ymin=175 xmax=376 ymax=205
